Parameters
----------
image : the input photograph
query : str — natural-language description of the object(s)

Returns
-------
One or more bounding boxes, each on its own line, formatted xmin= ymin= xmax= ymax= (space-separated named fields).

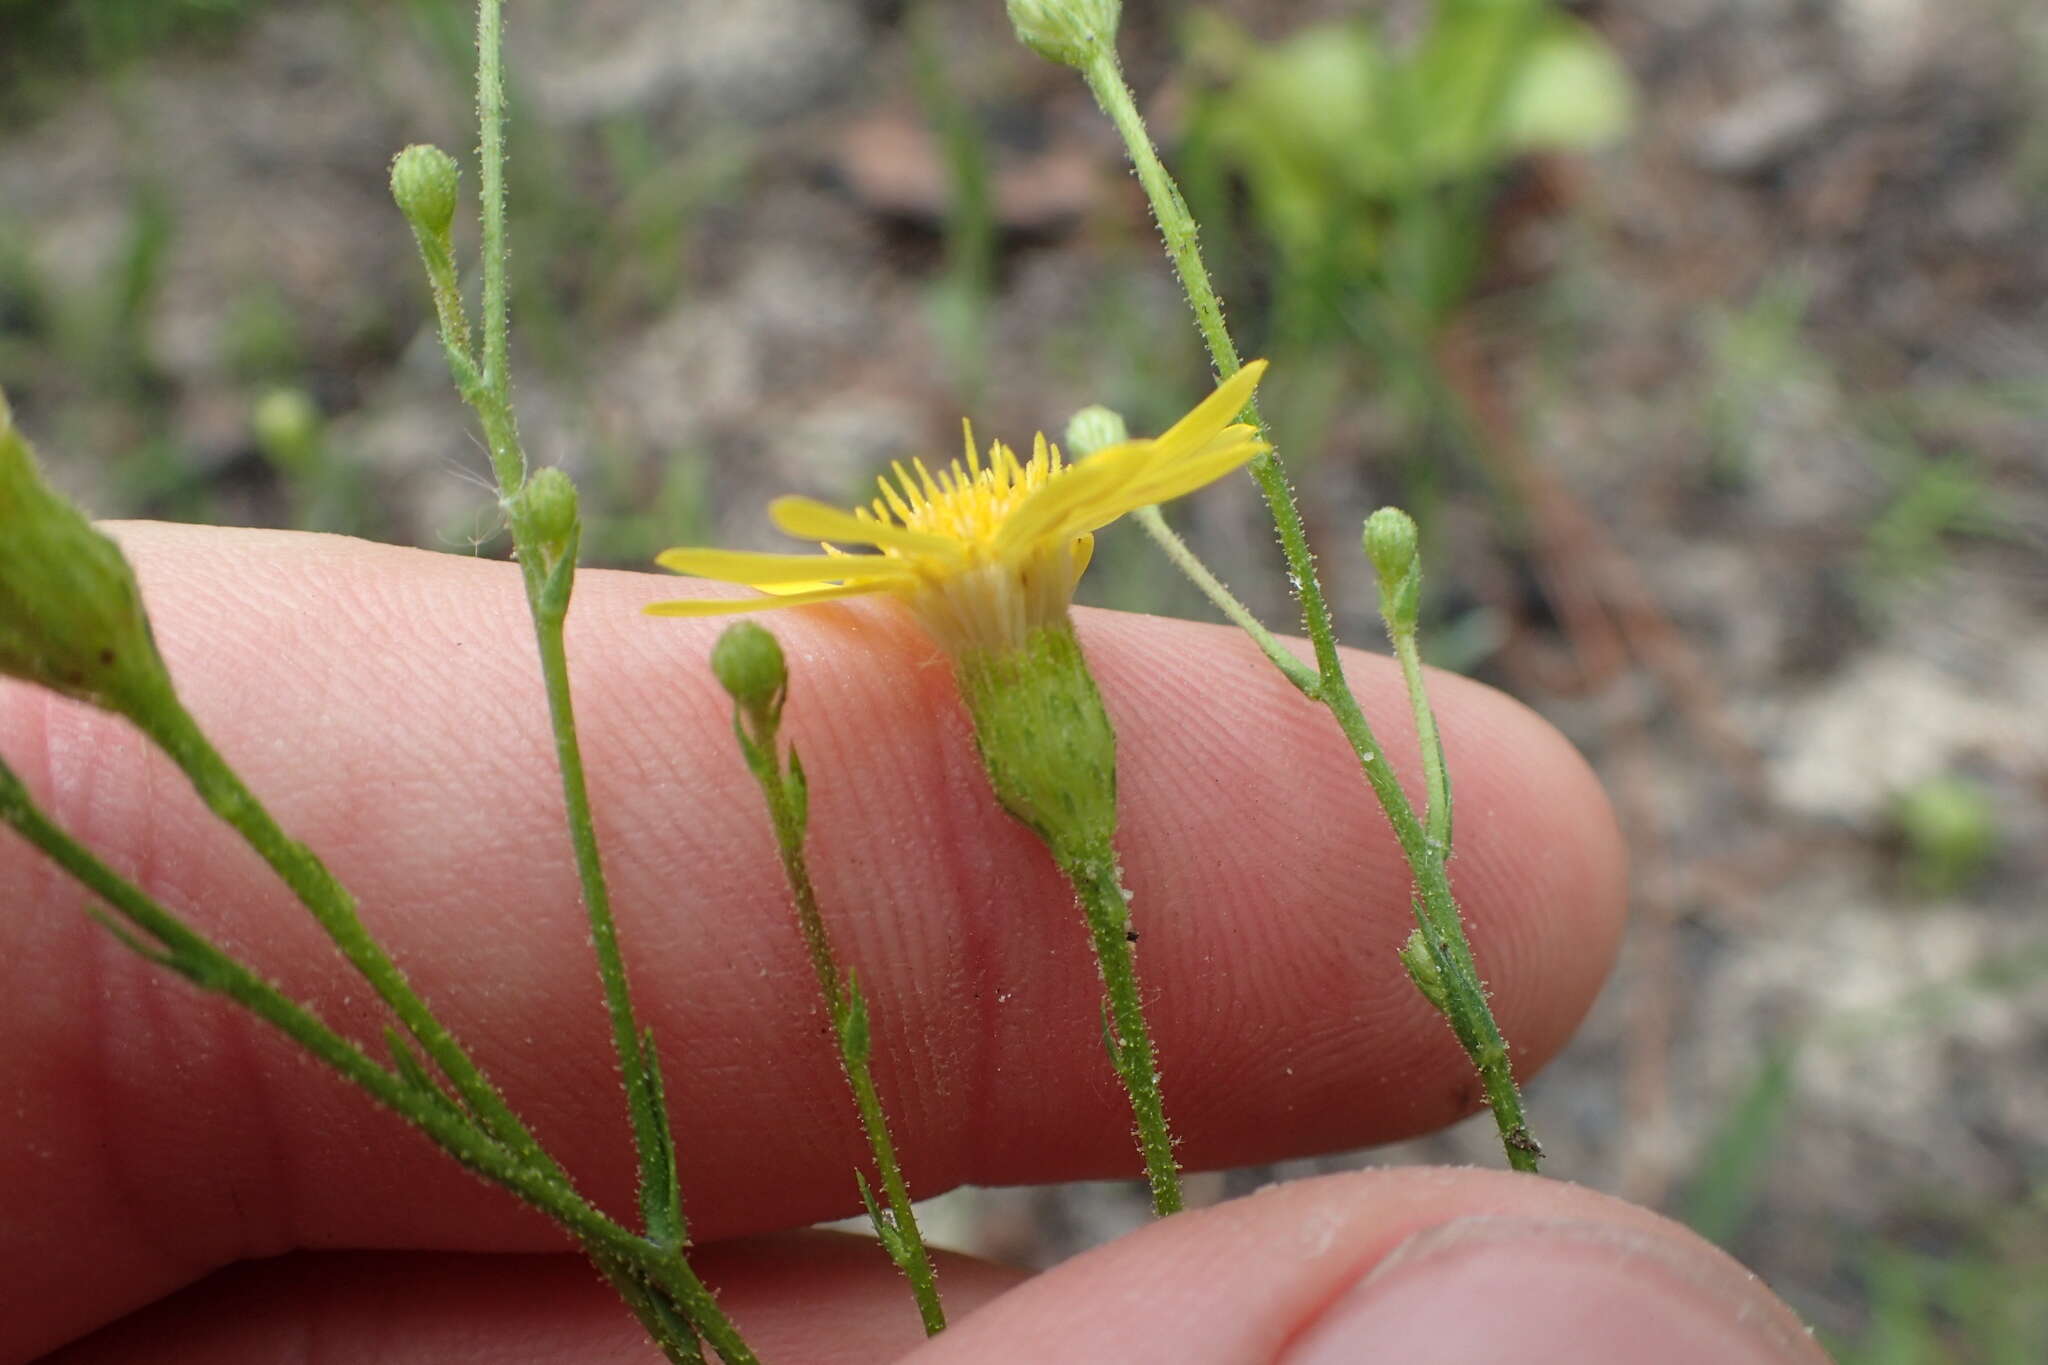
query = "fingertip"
xmin=1285 ymin=1212 xmax=1824 ymax=1365
xmin=906 ymin=1170 xmax=1823 ymax=1365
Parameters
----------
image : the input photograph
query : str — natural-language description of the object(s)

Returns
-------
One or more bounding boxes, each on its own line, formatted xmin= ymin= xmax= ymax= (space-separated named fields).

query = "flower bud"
xmin=390 ymin=144 xmax=460 ymax=240
xmin=1007 ymin=0 xmax=1120 ymax=69
xmin=711 ymin=621 xmax=788 ymax=724
xmin=508 ymin=467 xmax=580 ymax=570
xmin=1064 ymin=404 xmax=1129 ymax=458
xmin=251 ymin=387 xmax=320 ymax=475
xmin=1363 ymin=505 xmax=1421 ymax=631
xmin=0 ymin=392 xmax=172 ymax=718
xmin=1362 ymin=506 xmax=1419 ymax=585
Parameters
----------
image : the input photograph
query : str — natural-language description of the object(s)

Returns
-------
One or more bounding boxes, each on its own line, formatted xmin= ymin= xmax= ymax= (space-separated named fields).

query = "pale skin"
xmin=2 ymin=525 xmax=1826 ymax=1364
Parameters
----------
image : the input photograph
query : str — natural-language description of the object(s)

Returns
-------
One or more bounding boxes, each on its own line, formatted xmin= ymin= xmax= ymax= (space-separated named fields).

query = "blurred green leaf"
xmin=1682 ymin=1044 xmax=1801 ymax=1247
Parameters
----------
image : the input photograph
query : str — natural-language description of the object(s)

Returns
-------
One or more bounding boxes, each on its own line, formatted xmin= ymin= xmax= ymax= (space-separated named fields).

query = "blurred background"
xmin=3 ymin=0 xmax=2045 ymax=1356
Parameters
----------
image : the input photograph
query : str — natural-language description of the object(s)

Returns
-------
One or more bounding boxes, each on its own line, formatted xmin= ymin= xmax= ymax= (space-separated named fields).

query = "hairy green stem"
xmin=1 ymin=757 xmax=507 ymax=1183
xmin=739 ymin=718 xmax=945 ymax=1334
xmin=477 ymin=0 xmax=512 ymax=411
xmin=1391 ymin=627 xmax=1451 ymax=852
xmin=1130 ymin=505 xmax=1317 ymax=696
xmin=953 ymin=624 xmax=1185 ymax=1212
xmin=1061 ymin=846 xmax=1182 ymax=1215
xmin=527 ymin=553 xmax=685 ymax=1248
xmin=450 ymin=0 xmax=693 ymax=1261
xmin=1078 ymin=48 xmax=1539 ymax=1173
xmin=397 ymin=3 xmax=760 ymax=1353
xmin=127 ymin=672 xmax=577 ymax=1185
xmin=0 ymin=754 xmax=742 ymax=1358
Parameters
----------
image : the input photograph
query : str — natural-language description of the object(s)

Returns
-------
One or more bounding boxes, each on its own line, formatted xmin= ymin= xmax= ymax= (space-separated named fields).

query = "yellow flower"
xmin=649 ymin=360 xmax=1269 ymax=655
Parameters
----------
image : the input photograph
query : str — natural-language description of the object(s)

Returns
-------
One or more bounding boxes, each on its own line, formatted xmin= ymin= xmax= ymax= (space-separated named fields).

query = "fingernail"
xmin=1283 ymin=1215 xmax=1822 ymax=1365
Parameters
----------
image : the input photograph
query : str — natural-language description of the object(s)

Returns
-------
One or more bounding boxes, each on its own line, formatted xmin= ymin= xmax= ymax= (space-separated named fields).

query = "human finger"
xmin=42 ymin=1237 xmax=1022 ymax=1365
xmin=2 ymin=524 xmax=1625 ymax=1357
xmin=909 ymin=1169 xmax=1825 ymax=1365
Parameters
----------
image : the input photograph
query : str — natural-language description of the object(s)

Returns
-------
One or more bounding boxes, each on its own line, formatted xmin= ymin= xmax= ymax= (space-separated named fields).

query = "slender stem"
xmin=1080 ymin=56 xmax=1245 ymax=384
xmin=841 ymin=1016 xmax=945 ymax=1334
xmin=1287 ymin=623 xmax=1540 ymax=1172
xmin=442 ymin=0 xmax=688 ymax=1256
xmin=589 ymin=1258 xmax=706 ymax=1365
xmin=128 ymin=673 xmax=581 ymax=1188
xmin=1131 ymin=505 xmax=1318 ymax=696
xmin=2 ymin=760 xmax=502 ymax=1179
xmin=1079 ymin=54 xmax=1347 ymax=701
xmin=1077 ymin=48 xmax=1539 ymax=1172
xmin=399 ymin=4 xmax=741 ymax=1353
xmin=1391 ymin=627 xmax=1451 ymax=852
xmin=744 ymin=728 xmax=945 ymax=1334
xmin=408 ymin=219 xmax=482 ymax=399
xmin=0 ymin=754 xmax=760 ymax=1350
xmin=133 ymin=671 xmax=804 ymax=1351
xmin=634 ymin=1256 xmax=759 ymax=1365
xmin=529 ymin=558 xmax=684 ymax=1247
xmin=1059 ymin=845 xmax=1182 ymax=1216
xmin=476 ymin=0 xmax=512 ymax=413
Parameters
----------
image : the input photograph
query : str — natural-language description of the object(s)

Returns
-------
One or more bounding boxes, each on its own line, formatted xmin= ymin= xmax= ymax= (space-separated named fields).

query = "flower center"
xmin=866 ymin=436 xmax=1066 ymax=551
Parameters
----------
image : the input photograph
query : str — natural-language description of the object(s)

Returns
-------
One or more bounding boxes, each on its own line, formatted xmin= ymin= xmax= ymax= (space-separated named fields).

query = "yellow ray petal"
xmin=1118 ymin=433 xmax=1270 ymax=508
xmin=992 ymin=442 xmax=1154 ymax=554
xmin=642 ymin=580 xmax=888 ymax=617
xmin=655 ymin=546 xmax=914 ymax=585
xmin=1152 ymin=358 xmax=1268 ymax=456
xmin=770 ymin=496 xmax=962 ymax=557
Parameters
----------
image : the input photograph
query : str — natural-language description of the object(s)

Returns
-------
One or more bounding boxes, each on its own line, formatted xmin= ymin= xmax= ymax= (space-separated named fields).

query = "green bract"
xmin=510 ymin=467 xmax=581 ymax=573
xmin=953 ymin=622 xmax=1118 ymax=858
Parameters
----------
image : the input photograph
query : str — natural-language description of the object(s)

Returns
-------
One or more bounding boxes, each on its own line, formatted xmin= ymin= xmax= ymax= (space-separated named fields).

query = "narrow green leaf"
xmin=855 ymin=1169 xmax=903 ymax=1258
xmin=381 ymin=1025 xmax=474 ymax=1126
xmin=1683 ymin=1044 xmax=1801 ymax=1246
xmin=786 ymin=747 xmax=809 ymax=834
xmin=637 ymin=1024 xmax=687 ymax=1248
xmin=1099 ymin=998 xmax=1124 ymax=1073
xmin=837 ymin=970 xmax=871 ymax=1066
xmin=85 ymin=905 xmax=180 ymax=971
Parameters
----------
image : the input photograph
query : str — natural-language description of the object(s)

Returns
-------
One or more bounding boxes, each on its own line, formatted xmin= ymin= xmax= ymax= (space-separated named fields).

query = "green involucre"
xmin=953 ymin=621 xmax=1118 ymax=857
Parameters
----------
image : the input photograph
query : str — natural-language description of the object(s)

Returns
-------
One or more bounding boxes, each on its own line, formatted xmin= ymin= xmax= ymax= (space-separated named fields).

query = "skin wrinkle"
xmin=48 ymin=688 xmax=253 ymax=1292
xmin=0 ymin=691 xmax=174 ymax=1355
xmin=914 ymin=667 xmax=1036 ymax=1193
xmin=881 ymin=677 xmax=1004 ymax=1191
xmin=212 ymin=996 xmax=300 ymax=1267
